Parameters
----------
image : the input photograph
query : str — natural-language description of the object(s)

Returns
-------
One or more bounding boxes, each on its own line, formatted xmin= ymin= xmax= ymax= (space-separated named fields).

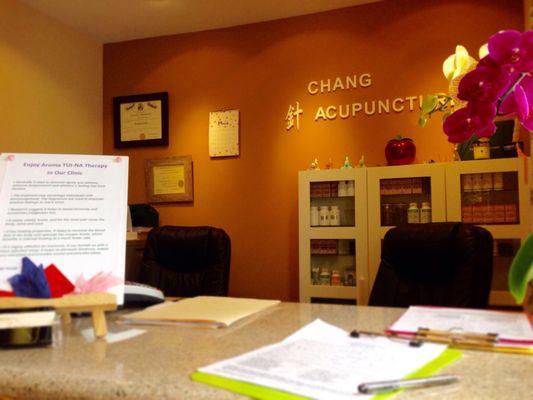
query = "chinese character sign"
xmin=285 ymin=102 xmax=303 ymax=131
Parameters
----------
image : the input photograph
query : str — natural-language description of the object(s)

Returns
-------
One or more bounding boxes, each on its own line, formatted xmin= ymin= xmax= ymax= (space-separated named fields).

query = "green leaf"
xmin=421 ymin=95 xmax=438 ymax=114
xmin=418 ymin=115 xmax=428 ymax=127
xmin=508 ymin=233 xmax=533 ymax=303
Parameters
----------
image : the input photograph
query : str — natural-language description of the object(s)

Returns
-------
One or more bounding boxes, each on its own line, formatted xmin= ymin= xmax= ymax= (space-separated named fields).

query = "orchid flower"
xmin=442 ymin=45 xmax=477 ymax=80
xmin=457 ymin=65 xmax=510 ymax=102
xmin=500 ymin=75 xmax=533 ymax=130
xmin=443 ymin=102 xmax=496 ymax=143
xmin=488 ymin=29 xmax=533 ymax=72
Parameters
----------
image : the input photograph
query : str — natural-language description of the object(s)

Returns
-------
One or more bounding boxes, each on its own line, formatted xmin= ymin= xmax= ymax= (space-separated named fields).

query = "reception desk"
xmin=0 ymin=303 xmax=531 ymax=399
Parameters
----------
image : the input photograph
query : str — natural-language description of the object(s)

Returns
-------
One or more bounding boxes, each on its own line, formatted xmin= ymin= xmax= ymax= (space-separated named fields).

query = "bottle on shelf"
xmin=331 ymin=270 xmax=341 ymax=286
xmin=319 ymin=206 xmax=330 ymax=226
xmin=407 ymin=202 xmax=420 ymax=223
xmin=346 ymin=181 xmax=355 ymax=196
xmin=344 ymin=268 xmax=355 ymax=286
xmin=338 ymin=181 xmax=347 ymax=197
xmin=493 ymin=172 xmax=504 ymax=190
xmin=311 ymin=266 xmax=320 ymax=285
xmin=329 ymin=206 xmax=340 ymax=226
xmin=462 ymin=174 xmax=473 ymax=192
xmin=338 ymin=240 xmax=350 ymax=255
xmin=381 ymin=203 xmax=394 ymax=226
xmin=482 ymin=173 xmax=493 ymax=191
xmin=310 ymin=206 xmax=319 ymax=226
xmin=319 ymin=268 xmax=331 ymax=285
xmin=420 ymin=202 xmax=432 ymax=223
xmin=395 ymin=203 xmax=409 ymax=225
xmin=472 ymin=173 xmax=482 ymax=191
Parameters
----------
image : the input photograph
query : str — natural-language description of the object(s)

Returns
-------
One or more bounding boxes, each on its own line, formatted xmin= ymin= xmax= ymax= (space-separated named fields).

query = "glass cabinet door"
xmin=299 ymin=169 xmax=368 ymax=305
xmin=310 ymin=239 xmax=356 ymax=288
xmin=460 ymin=172 xmax=519 ymax=225
xmin=309 ymin=180 xmax=355 ymax=227
xmin=379 ymin=177 xmax=433 ymax=226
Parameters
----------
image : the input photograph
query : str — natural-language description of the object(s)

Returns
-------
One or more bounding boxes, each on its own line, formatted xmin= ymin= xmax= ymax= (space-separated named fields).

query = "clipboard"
xmin=191 ymin=348 xmax=462 ymax=400
xmin=386 ymin=306 xmax=533 ymax=355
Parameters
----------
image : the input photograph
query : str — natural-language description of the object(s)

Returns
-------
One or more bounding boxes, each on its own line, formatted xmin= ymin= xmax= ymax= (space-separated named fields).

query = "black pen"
xmin=358 ymin=375 xmax=459 ymax=394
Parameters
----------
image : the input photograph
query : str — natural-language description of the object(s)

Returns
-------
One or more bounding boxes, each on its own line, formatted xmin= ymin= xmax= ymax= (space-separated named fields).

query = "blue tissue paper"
xmin=8 ymin=257 xmax=51 ymax=298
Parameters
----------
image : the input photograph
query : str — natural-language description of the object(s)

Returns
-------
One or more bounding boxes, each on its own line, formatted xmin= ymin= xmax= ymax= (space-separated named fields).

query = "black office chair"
xmin=139 ymin=226 xmax=231 ymax=297
xmin=369 ymin=222 xmax=493 ymax=309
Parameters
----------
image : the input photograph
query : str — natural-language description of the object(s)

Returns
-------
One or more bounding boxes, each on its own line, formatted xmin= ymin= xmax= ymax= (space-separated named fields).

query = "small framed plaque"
xmin=145 ymin=156 xmax=193 ymax=203
xmin=113 ymin=92 xmax=169 ymax=148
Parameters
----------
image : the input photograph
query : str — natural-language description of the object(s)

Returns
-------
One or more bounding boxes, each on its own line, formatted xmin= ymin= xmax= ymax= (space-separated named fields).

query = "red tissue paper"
xmin=0 ymin=290 xmax=14 ymax=297
xmin=44 ymin=264 xmax=75 ymax=298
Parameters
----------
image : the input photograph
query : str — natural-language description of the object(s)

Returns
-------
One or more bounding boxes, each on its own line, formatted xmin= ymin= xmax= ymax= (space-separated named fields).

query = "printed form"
xmin=199 ymin=319 xmax=449 ymax=400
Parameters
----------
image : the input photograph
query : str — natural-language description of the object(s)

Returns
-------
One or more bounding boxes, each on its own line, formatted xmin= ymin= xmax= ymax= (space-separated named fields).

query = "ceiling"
xmin=19 ymin=0 xmax=381 ymax=44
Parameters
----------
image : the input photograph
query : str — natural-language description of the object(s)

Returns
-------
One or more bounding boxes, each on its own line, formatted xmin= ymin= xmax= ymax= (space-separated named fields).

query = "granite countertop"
xmin=0 ymin=303 xmax=532 ymax=400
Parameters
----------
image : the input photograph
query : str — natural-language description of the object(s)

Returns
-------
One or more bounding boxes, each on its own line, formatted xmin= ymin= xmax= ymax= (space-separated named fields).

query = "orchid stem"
xmin=497 ymin=72 xmax=529 ymax=114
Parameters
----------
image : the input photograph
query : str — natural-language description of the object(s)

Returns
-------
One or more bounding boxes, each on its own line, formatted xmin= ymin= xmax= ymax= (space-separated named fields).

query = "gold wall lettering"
xmin=285 ymin=73 xmax=423 ymax=128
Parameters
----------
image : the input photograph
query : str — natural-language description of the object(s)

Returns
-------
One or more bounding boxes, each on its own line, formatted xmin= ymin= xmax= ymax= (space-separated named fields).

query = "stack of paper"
xmin=192 ymin=319 xmax=461 ymax=400
xmin=121 ymin=296 xmax=280 ymax=328
xmin=388 ymin=306 xmax=533 ymax=352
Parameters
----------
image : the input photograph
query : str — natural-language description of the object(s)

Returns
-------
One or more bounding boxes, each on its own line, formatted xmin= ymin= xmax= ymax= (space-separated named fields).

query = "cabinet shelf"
xmin=307 ymin=285 xmax=358 ymax=299
xmin=311 ymin=195 xmax=355 ymax=200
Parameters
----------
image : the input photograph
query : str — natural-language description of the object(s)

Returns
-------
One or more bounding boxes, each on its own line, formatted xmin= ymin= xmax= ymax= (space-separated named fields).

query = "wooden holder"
xmin=0 ymin=293 xmax=117 ymax=338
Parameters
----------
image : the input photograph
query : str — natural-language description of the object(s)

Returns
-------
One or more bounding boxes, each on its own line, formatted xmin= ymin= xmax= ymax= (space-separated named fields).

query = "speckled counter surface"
xmin=0 ymin=303 xmax=532 ymax=400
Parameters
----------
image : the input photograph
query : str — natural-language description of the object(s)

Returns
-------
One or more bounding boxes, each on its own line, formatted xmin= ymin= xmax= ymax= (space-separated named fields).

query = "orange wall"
xmin=103 ymin=0 xmax=523 ymax=301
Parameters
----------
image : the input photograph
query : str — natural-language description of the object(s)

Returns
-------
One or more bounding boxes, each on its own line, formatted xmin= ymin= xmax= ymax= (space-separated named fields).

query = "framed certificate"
xmin=145 ymin=156 xmax=193 ymax=203
xmin=113 ymin=92 xmax=169 ymax=148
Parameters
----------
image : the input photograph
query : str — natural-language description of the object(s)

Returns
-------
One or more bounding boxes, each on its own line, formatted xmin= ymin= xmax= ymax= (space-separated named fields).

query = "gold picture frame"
xmin=145 ymin=156 xmax=193 ymax=203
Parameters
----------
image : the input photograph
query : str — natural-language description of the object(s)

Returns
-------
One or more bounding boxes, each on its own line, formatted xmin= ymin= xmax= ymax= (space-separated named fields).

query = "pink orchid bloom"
xmin=499 ymin=75 xmax=533 ymax=130
xmin=458 ymin=65 xmax=510 ymax=103
xmin=488 ymin=29 xmax=533 ymax=72
xmin=443 ymin=102 xmax=497 ymax=143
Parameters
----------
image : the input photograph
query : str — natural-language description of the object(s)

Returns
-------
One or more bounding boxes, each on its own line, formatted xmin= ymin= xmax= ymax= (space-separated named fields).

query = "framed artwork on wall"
xmin=145 ymin=156 xmax=193 ymax=203
xmin=113 ymin=92 xmax=169 ymax=148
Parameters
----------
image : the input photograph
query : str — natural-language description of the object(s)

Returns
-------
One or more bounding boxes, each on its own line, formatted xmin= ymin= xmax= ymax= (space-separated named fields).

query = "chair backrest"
xmin=139 ymin=226 xmax=231 ymax=297
xmin=368 ymin=222 xmax=493 ymax=308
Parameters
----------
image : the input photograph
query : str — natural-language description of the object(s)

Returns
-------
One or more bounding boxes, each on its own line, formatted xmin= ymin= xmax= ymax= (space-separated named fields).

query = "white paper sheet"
xmin=0 ymin=153 xmax=129 ymax=304
xmin=389 ymin=306 xmax=533 ymax=342
xmin=199 ymin=319 xmax=448 ymax=400
xmin=209 ymin=110 xmax=239 ymax=157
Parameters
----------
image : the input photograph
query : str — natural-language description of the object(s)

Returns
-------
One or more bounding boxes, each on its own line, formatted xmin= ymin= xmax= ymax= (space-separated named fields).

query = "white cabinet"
xmin=445 ymin=158 xmax=531 ymax=306
xmin=299 ymin=159 xmax=531 ymax=307
xmin=298 ymin=168 xmax=368 ymax=304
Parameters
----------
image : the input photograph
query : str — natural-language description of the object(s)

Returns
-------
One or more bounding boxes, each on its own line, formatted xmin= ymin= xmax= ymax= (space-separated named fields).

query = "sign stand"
xmin=0 ymin=293 xmax=117 ymax=338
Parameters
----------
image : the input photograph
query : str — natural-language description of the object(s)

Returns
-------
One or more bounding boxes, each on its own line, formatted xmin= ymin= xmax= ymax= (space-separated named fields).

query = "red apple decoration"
xmin=385 ymin=135 xmax=416 ymax=165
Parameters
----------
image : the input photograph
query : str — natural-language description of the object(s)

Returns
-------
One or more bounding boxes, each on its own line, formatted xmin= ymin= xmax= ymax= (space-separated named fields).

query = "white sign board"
xmin=209 ymin=110 xmax=240 ymax=157
xmin=0 ymin=153 xmax=129 ymax=304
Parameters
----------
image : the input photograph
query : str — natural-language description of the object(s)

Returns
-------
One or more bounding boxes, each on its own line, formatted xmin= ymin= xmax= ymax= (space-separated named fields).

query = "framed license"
xmin=145 ymin=156 xmax=193 ymax=203
xmin=113 ymin=92 xmax=169 ymax=148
